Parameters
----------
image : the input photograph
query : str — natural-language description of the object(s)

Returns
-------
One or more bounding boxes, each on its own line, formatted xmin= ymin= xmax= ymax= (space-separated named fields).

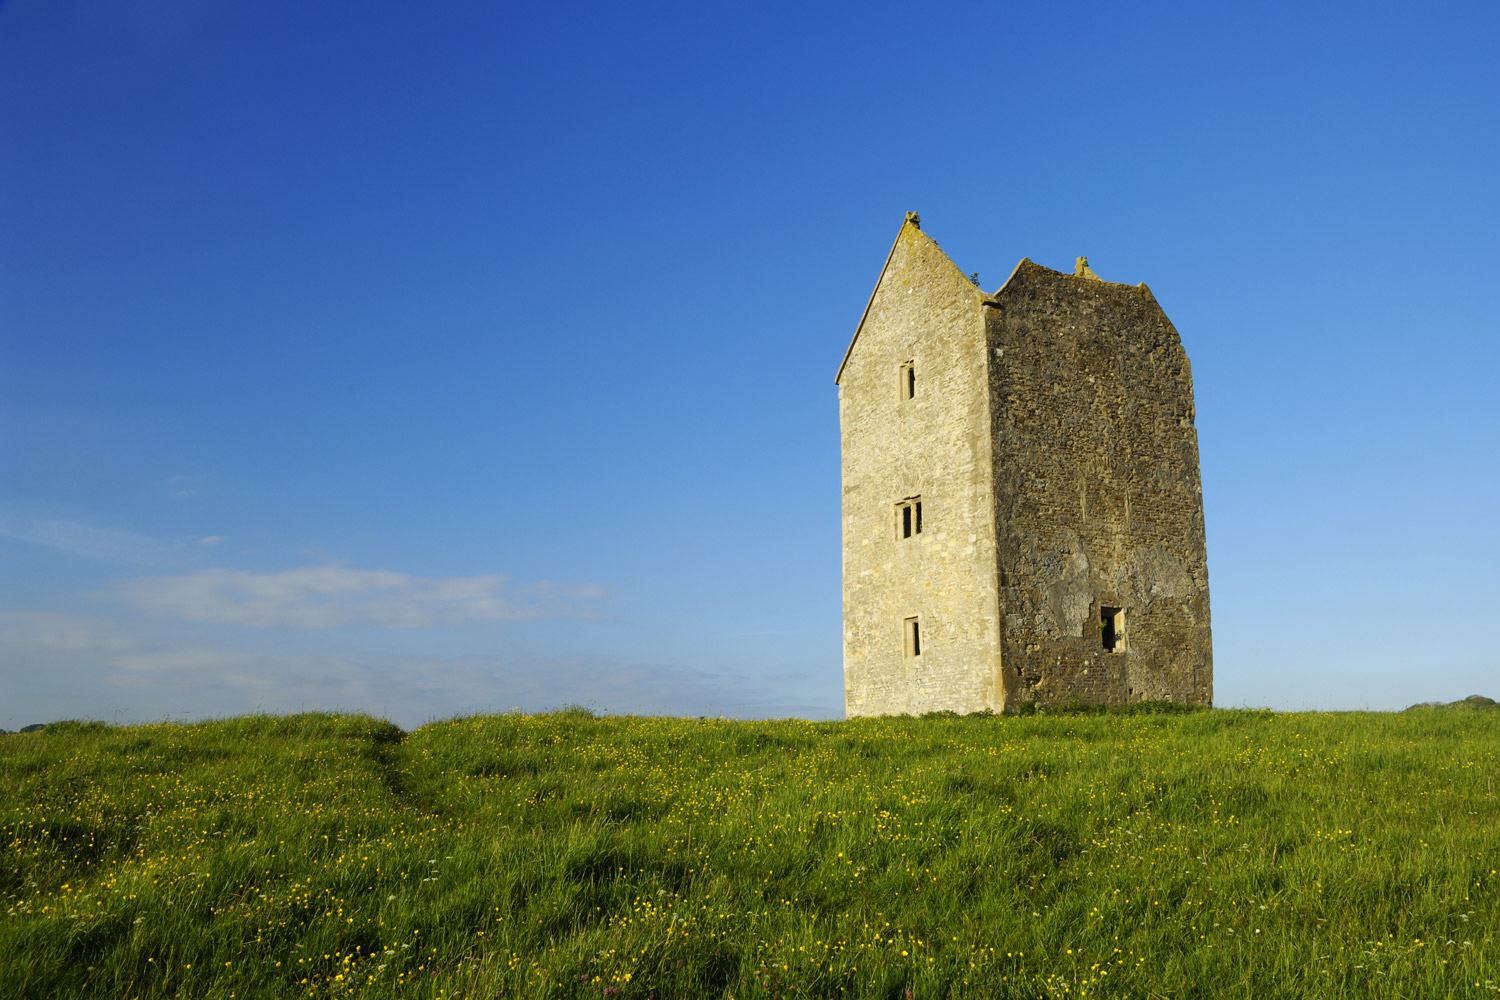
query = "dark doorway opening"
xmin=1101 ymin=606 xmax=1122 ymax=652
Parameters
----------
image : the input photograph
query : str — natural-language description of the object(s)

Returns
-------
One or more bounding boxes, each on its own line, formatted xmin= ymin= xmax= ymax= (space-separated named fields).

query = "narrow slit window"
xmin=896 ymin=497 xmax=923 ymax=539
xmin=904 ymin=616 xmax=921 ymax=657
xmin=900 ymin=361 xmax=916 ymax=400
xmin=1100 ymin=606 xmax=1124 ymax=652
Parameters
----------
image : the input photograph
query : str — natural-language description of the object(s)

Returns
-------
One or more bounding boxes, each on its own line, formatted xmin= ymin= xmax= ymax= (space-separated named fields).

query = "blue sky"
xmin=2 ymin=0 xmax=1496 ymax=728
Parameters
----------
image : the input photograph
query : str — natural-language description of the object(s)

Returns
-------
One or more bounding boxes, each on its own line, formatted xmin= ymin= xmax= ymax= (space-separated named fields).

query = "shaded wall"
xmin=983 ymin=261 xmax=1212 ymax=706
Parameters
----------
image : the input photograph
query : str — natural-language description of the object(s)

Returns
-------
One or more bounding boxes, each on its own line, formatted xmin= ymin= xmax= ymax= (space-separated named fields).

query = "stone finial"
xmin=1075 ymin=256 xmax=1101 ymax=280
xmin=905 ymin=212 xmax=921 ymax=229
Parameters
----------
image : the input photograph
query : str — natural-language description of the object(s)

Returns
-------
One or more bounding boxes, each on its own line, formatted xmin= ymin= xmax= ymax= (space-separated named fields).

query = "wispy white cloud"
xmin=0 ymin=510 xmax=179 ymax=566
xmin=0 ymin=610 xmax=141 ymax=653
xmin=104 ymin=565 xmax=607 ymax=628
xmin=197 ymin=535 xmax=227 ymax=547
xmin=0 ymin=610 xmax=841 ymax=729
xmin=161 ymin=473 xmax=212 ymax=499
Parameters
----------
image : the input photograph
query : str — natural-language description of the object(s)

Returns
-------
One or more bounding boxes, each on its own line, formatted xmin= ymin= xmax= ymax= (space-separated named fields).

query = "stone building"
xmin=837 ymin=214 xmax=1212 ymax=715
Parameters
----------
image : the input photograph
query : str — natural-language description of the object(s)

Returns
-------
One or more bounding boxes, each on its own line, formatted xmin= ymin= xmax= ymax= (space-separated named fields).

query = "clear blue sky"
xmin=3 ymin=0 xmax=1496 ymax=728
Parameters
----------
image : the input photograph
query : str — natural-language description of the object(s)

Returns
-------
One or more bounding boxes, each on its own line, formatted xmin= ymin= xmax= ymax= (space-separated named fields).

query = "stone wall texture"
xmin=838 ymin=218 xmax=1212 ymax=715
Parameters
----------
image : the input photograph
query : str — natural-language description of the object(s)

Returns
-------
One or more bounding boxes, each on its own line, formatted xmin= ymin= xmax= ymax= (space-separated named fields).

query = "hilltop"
xmin=2 ymin=708 xmax=1496 ymax=998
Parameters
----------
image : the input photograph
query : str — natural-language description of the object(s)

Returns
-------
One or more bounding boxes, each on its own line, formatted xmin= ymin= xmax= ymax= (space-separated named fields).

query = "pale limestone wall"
xmin=838 ymin=222 xmax=1004 ymax=717
xmin=984 ymin=261 xmax=1213 ymax=706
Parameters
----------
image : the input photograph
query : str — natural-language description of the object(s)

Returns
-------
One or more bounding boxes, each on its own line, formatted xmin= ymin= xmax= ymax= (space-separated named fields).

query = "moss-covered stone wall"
xmin=984 ymin=261 xmax=1212 ymax=707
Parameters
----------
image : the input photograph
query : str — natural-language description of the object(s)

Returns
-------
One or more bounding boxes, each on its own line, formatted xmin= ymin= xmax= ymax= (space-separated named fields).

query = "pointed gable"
xmin=835 ymin=213 xmax=977 ymax=385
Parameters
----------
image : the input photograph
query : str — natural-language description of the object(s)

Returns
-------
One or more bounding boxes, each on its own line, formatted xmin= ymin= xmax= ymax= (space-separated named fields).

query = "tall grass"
xmin=2 ymin=706 xmax=1495 ymax=998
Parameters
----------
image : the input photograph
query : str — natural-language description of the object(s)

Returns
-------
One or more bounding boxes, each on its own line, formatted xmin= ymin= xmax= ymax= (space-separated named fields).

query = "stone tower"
xmin=837 ymin=214 xmax=1212 ymax=716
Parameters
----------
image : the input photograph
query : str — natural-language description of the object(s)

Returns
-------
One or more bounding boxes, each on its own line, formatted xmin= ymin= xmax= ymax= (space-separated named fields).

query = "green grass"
xmin=2 ymin=706 xmax=1496 ymax=999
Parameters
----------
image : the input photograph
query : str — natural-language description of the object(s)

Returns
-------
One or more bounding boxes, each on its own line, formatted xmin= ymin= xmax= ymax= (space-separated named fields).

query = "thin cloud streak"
xmin=104 ymin=565 xmax=608 ymax=628
xmin=0 ymin=510 xmax=180 ymax=566
xmin=0 ymin=611 xmax=839 ymax=728
xmin=0 ymin=611 xmax=142 ymax=653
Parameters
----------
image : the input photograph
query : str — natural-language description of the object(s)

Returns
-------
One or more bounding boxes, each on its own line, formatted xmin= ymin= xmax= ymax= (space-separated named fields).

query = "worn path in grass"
xmin=2 ymin=706 xmax=1496 ymax=999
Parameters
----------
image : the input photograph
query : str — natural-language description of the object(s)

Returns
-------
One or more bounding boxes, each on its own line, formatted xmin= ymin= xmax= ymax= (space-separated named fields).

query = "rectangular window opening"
xmin=1100 ymin=606 xmax=1124 ymax=652
xmin=900 ymin=361 xmax=916 ymax=400
xmin=904 ymin=616 xmax=922 ymax=658
xmin=896 ymin=497 xmax=923 ymax=539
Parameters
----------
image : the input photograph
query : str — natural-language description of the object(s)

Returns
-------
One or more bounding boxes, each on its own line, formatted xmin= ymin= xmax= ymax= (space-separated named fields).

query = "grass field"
xmin=2 ymin=705 xmax=1496 ymax=999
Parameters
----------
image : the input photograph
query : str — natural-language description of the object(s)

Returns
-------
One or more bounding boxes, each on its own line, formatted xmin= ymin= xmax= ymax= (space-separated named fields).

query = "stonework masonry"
xmin=837 ymin=215 xmax=1212 ymax=716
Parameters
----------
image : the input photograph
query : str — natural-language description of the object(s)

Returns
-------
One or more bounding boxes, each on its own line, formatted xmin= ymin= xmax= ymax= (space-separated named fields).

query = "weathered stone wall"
xmin=838 ymin=222 xmax=1005 ymax=716
xmin=984 ymin=260 xmax=1212 ymax=706
xmin=838 ymin=220 xmax=1212 ymax=716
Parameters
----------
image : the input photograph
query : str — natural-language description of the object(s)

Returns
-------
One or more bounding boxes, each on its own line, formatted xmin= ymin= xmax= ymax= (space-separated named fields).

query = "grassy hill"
xmin=2 ymin=706 xmax=1496 ymax=999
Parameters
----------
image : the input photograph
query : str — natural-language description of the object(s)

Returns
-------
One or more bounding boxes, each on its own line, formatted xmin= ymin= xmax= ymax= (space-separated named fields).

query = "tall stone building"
xmin=837 ymin=214 xmax=1212 ymax=716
